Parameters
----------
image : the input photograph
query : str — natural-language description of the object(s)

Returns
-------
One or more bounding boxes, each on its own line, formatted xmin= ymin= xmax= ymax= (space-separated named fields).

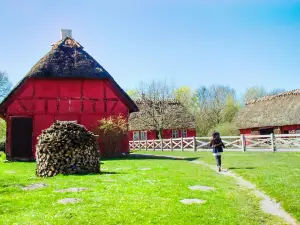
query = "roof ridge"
xmin=51 ymin=36 xmax=83 ymax=49
xmin=246 ymin=89 xmax=300 ymax=105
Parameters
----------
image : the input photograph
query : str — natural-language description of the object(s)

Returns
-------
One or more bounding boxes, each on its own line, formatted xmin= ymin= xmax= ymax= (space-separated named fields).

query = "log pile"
xmin=36 ymin=121 xmax=100 ymax=177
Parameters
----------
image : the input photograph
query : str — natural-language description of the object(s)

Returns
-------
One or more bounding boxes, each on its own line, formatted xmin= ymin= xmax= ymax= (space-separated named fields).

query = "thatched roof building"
xmin=129 ymin=99 xmax=195 ymax=131
xmin=0 ymin=34 xmax=137 ymax=113
xmin=0 ymin=29 xmax=138 ymax=160
xmin=236 ymin=89 xmax=300 ymax=134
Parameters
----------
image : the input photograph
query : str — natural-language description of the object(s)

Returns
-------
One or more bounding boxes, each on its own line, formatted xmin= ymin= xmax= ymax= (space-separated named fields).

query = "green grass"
xmin=134 ymin=150 xmax=300 ymax=222
xmin=0 ymin=155 xmax=286 ymax=225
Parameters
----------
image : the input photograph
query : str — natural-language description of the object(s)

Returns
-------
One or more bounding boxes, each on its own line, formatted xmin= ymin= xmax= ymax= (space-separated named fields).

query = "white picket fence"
xmin=129 ymin=134 xmax=300 ymax=152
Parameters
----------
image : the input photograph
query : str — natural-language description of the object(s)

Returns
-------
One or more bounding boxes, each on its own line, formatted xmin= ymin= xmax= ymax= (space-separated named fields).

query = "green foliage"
xmin=0 ymin=119 xmax=6 ymax=141
xmin=126 ymin=89 xmax=139 ymax=100
xmin=0 ymin=151 xmax=5 ymax=161
xmin=222 ymin=94 xmax=240 ymax=123
xmin=208 ymin=122 xmax=240 ymax=136
xmin=0 ymin=140 xmax=5 ymax=152
xmin=243 ymin=86 xmax=266 ymax=104
xmin=194 ymin=85 xmax=237 ymax=136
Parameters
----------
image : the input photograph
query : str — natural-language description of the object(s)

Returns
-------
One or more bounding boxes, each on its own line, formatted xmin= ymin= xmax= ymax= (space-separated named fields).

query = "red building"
xmin=128 ymin=99 xmax=196 ymax=140
xmin=236 ymin=90 xmax=300 ymax=135
xmin=0 ymin=30 xmax=138 ymax=160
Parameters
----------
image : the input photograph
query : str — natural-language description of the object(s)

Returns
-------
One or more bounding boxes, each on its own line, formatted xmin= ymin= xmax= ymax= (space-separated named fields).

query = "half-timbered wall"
xmin=5 ymin=78 xmax=129 ymax=158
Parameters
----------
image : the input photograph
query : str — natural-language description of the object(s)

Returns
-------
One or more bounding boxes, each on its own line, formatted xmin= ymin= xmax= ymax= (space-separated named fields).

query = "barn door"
xmin=260 ymin=128 xmax=274 ymax=135
xmin=11 ymin=117 xmax=33 ymax=159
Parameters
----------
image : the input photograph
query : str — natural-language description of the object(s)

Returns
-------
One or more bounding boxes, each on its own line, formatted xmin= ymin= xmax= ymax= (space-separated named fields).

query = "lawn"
xmin=0 ymin=152 xmax=286 ymax=225
xmin=134 ymin=150 xmax=300 ymax=222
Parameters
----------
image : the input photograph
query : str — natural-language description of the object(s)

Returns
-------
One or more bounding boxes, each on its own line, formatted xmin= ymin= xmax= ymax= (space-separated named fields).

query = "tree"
xmin=194 ymin=85 xmax=236 ymax=136
xmin=243 ymin=86 xmax=266 ymax=104
xmin=129 ymin=81 xmax=194 ymax=139
xmin=0 ymin=119 xmax=6 ymax=141
xmin=269 ymin=88 xmax=285 ymax=95
xmin=96 ymin=115 xmax=128 ymax=157
xmin=174 ymin=86 xmax=198 ymax=115
xmin=222 ymin=94 xmax=240 ymax=123
xmin=0 ymin=71 xmax=12 ymax=101
xmin=126 ymin=89 xmax=139 ymax=100
xmin=209 ymin=122 xmax=239 ymax=136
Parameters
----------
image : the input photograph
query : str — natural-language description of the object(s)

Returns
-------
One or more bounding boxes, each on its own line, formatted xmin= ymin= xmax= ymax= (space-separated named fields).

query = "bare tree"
xmin=0 ymin=71 xmax=12 ymax=101
xmin=129 ymin=81 xmax=194 ymax=139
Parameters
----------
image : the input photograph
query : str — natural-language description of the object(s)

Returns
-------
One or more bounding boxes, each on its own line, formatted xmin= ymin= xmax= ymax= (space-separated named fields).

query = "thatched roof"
xmin=129 ymin=100 xmax=196 ymax=130
xmin=235 ymin=89 xmax=300 ymax=129
xmin=0 ymin=36 xmax=138 ymax=113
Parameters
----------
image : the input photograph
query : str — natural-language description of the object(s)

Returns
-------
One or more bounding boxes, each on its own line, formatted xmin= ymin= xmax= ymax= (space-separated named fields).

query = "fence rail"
xmin=129 ymin=134 xmax=300 ymax=152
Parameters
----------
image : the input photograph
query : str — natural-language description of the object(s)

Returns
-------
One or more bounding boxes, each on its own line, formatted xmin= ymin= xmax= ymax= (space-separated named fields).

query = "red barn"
xmin=128 ymin=99 xmax=196 ymax=140
xmin=0 ymin=30 xmax=138 ymax=160
xmin=236 ymin=90 xmax=300 ymax=135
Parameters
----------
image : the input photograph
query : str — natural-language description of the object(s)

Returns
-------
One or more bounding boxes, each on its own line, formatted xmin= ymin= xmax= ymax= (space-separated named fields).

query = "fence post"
xmin=153 ymin=139 xmax=155 ymax=151
xmin=138 ymin=140 xmax=141 ymax=150
xmin=170 ymin=138 xmax=173 ymax=151
xmin=271 ymin=133 xmax=276 ymax=152
xmin=145 ymin=139 xmax=148 ymax=151
xmin=241 ymin=135 xmax=246 ymax=152
xmin=193 ymin=136 xmax=196 ymax=152
xmin=181 ymin=137 xmax=184 ymax=151
xmin=161 ymin=138 xmax=164 ymax=151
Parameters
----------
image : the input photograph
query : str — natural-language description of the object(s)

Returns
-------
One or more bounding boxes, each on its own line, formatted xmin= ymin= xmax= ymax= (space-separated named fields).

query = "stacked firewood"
xmin=36 ymin=121 xmax=100 ymax=177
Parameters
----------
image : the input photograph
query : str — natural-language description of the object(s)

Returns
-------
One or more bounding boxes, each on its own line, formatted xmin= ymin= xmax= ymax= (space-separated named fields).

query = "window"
xmin=172 ymin=130 xmax=179 ymax=138
xmin=133 ymin=131 xmax=140 ymax=141
xmin=141 ymin=131 xmax=147 ymax=140
xmin=296 ymin=130 xmax=300 ymax=134
xmin=181 ymin=129 xmax=187 ymax=138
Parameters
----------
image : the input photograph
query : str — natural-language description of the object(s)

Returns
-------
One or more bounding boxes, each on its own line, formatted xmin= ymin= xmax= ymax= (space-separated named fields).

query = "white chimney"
xmin=60 ymin=29 xmax=72 ymax=39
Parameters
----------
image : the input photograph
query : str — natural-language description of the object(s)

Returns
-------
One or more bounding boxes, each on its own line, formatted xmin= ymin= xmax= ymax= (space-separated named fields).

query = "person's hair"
xmin=212 ymin=131 xmax=222 ymax=144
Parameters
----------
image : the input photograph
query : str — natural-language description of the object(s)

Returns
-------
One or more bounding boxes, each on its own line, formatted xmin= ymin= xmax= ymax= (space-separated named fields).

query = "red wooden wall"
xmin=128 ymin=128 xmax=196 ymax=141
xmin=5 ymin=78 xmax=130 ymax=158
xmin=162 ymin=129 xmax=196 ymax=139
xmin=240 ymin=125 xmax=300 ymax=135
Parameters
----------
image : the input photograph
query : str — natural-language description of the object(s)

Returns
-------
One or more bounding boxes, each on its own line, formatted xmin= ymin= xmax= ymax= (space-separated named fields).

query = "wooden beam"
xmin=110 ymin=100 xmax=118 ymax=113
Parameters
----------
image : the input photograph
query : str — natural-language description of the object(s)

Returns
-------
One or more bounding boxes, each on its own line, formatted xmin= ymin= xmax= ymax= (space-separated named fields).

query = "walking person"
xmin=210 ymin=132 xmax=225 ymax=172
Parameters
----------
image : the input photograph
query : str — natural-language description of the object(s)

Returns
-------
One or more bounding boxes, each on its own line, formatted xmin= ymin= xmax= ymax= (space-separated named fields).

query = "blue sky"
xmin=0 ymin=0 xmax=299 ymax=97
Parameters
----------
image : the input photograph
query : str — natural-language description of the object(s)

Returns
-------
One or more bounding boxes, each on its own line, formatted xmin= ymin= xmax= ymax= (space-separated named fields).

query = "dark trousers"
xmin=215 ymin=155 xmax=221 ymax=167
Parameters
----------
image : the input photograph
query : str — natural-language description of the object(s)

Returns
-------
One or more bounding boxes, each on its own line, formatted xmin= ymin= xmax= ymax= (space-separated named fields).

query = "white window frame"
xmin=172 ymin=130 xmax=179 ymax=138
xmin=181 ymin=129 xmax=187 ymax=138
xmin=141 ymin=131 xmax=147 ymax=140
xmin=133 ymin=131 xmax=140 ymax=141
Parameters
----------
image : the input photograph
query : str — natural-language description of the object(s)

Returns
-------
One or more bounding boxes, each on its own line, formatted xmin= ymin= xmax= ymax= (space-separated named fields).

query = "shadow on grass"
xmin=228 ymin=167 xmax=255 ymax=170
xmin=63 ymin=171 xmax=125 ymax=176
xmin=101 ymin=154 xmax=200 ymax=162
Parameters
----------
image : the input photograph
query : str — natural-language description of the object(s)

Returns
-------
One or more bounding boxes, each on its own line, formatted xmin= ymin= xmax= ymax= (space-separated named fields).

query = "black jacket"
xmin=210 ymin=139 xmax=225 ymax=153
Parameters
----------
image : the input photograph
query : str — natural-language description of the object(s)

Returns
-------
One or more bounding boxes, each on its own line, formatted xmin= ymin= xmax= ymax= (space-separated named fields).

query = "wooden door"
xmin=11 ymin=117 xmax=33 ymax=159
